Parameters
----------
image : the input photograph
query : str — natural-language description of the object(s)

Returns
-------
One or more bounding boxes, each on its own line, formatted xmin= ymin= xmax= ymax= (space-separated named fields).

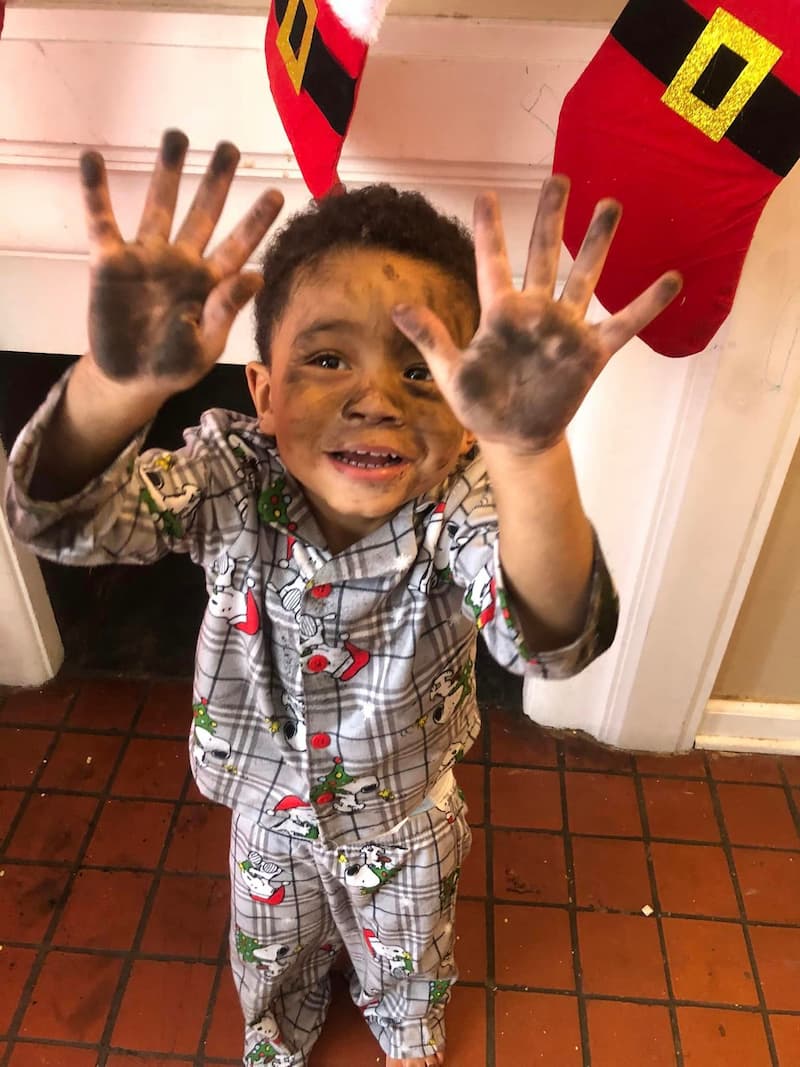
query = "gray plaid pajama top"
xmin=6 ymin=370 xmax=619 ymax=848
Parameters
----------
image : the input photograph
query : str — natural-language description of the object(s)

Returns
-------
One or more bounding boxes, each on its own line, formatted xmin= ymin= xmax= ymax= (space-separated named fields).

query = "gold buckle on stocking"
xmin=661 ymin=7 xmax=782 ymax=141
xmin=276 ymin=0 xmax=318 ymax=94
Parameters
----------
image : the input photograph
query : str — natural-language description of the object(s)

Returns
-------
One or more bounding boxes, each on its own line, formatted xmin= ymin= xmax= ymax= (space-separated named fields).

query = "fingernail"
xmin=161 ymin=129 xmax=189 ymax=168
xmin=79 ymin=152 xmax=104 ymax=188
xmin=211 ymin=141 xmax=240 ymax=177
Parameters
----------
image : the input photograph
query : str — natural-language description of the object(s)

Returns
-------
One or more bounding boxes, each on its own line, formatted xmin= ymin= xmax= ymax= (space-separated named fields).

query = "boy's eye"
xmin=310 ymin=353 xmax=344 ymax=370
xmin=404 ymin=365 xmax=434 ymax=382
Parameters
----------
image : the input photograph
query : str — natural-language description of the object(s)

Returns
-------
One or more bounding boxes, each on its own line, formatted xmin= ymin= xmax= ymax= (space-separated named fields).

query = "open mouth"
xmin=329 ymin=450 xmax=405 ymax=469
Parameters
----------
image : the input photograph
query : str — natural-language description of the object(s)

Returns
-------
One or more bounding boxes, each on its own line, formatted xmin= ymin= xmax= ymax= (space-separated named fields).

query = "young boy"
xmin=4 ymin=130 xmax=680 ymax=1067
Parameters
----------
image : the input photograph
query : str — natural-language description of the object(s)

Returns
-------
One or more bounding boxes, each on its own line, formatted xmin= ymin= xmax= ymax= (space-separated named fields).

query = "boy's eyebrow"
xmin=292 ymin=318 xmax=362 ymax=345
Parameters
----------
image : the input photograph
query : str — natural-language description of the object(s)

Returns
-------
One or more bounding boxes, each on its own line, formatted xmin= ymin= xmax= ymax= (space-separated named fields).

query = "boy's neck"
xmin=308 ymin=498 xmax=398 ymax=555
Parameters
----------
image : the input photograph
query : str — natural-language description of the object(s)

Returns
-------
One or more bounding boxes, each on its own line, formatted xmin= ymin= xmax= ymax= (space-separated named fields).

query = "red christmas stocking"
xmin=265 ymin=1 xmax=389 ymax=199
xmin=553 ymin=0 xmax=800 ymax=357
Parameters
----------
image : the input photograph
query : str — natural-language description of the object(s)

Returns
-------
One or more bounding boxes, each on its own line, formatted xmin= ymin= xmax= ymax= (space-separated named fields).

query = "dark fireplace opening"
xmin=1 ymin=352 xmax=521 ymax=707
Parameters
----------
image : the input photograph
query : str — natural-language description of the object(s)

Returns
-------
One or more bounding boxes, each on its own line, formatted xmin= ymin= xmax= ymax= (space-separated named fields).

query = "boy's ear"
xmin=460 ymin=430 xmax=477 ymax=457
xmin=246 ymin=361 xmax=276 ymax=435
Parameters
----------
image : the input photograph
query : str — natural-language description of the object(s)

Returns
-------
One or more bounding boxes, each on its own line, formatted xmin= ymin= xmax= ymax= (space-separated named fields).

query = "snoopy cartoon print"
xmin=223 ymin=431 xmax=262 ymax=522
xmin=343 ymin=844 xmax=408 ymax=893
xmin=245 ymin=1012 xmax=294 ymax=1066
xmin=139 ymin=454 xmax=201 ymax=536
xmin=428 ymin=659 xmax=473 ymax=726
xmin=300 ymin=621 xmax=370 ymax=683
xmin=244 ymin=1036 xmax=293 ymax=1066
xmin=227 ymin=431 xmax=260 ymax=489
xmin=192 ymin=699 xmax=232 ymax=765
xmin=311 ymin=757 xmax=383 ymax=814
xmin=363 ymin=928 xmax=414 ymax=978
xmin=239 ymin=851 xmax=287 ymax=905
xmin=278 ymin=691 xmax=307 ymax=751
xmin=465 ymin=563 xmax=497 ymax=630
xmin=267 ymin=538 xmax=371 ymax=683
xmin=410 ymin=502 xmax=453 ymax=592
xmin=252 ymin=942 xmax=298 ymax=978
xmin=236 ymin=927 xmax=301 ymax=978
xmin=267 ymin=534 xmax=325 ymax=614
xmin=268 ymin=795 xmax=320 ymax=840
xmin=438 ymin=718 xmax=481 ymax=776
xmin=251 ymin=1011 xmax=282 ymax=1044
xmin=208 ymin=551 xmax=260 ymax=635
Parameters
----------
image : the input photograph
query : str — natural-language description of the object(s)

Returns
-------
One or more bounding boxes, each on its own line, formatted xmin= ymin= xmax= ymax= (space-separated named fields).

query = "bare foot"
xmin=386 ymin=1051 xmax=444 ymax=1067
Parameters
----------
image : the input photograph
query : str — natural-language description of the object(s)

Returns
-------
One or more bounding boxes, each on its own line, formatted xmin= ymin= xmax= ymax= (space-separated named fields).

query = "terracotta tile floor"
xmin=2 ymin=678 xmax=800 ymax=1065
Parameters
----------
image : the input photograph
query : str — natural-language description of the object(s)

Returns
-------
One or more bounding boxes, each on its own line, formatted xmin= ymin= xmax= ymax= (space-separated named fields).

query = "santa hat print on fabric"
xmin=553 ymin=0 xmax=800 ymax=357
xmin=265 ymin=0 xmax=391 ymax=198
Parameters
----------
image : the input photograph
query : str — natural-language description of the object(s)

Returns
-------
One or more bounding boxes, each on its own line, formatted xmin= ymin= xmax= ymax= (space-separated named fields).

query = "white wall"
xmin=0 ymin=443 xmax=64 ymax=685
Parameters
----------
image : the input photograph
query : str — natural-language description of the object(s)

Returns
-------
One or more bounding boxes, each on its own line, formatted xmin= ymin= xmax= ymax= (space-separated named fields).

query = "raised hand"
xmin=82 ymin=129 xmax=283 ymax=396
xmin=392 ymin=176 xmax=682 ymax=454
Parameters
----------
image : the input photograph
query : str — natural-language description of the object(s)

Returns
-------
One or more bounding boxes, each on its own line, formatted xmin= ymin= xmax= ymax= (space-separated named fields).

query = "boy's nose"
xmin=343 ymin=381 xmax=406 ymax=423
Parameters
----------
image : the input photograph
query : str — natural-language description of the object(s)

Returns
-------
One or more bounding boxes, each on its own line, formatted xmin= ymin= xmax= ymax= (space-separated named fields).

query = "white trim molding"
xmin=0 ymin=445 xmax=64 ymax=686
xmin=525 ymin=165 xmax=800 ymax=754
xmin=697 ymin=700 xmax=800 ymax=757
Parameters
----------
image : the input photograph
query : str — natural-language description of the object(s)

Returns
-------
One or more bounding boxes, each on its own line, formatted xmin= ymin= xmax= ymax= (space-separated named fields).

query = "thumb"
xmin=391 ymin=303 xmax=461 ymax=390
xmin=201 ymin=271 xmax=264 ymax=360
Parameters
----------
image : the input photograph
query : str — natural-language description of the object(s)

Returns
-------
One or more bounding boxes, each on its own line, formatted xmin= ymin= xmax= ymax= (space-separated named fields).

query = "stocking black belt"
xmin=611 ymin=0 xmax=800 ymax=176
xmin=274 ymin=0 xmax=357 ymax=137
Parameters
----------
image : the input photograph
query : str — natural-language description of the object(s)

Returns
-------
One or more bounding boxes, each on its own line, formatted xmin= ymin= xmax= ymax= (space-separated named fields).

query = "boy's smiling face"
xmin=247 ymin=247 xmax=477 ymax=553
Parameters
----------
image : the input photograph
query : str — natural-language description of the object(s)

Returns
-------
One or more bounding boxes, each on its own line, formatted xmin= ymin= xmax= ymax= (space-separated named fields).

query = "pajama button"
xmin=311 ymin=732 xmax=331 ymax=749
xmin=310 ymin=583 xmax=332 ymax=599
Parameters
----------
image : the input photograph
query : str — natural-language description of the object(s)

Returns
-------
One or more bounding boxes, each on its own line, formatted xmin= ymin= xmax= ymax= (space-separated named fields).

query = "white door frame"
xmin=525 ymin=162 xmax=800 ymax=753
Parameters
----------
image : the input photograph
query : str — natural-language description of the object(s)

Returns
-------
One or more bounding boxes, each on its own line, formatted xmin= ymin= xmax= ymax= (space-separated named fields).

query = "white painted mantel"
xmin=1 ymin=7 xmax=799 ymax=754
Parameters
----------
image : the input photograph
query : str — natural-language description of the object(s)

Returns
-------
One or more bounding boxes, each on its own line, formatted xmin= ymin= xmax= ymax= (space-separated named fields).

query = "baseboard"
xmin=695 ymin=698 xmax=800 ymax=756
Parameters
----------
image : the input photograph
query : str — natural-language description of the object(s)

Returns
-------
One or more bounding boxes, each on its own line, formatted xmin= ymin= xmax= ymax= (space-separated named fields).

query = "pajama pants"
xmin=228 ymin=784 xmax=472 ymax=1065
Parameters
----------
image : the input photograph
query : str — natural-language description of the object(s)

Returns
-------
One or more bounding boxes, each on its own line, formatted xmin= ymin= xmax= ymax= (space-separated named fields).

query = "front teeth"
xmin=337 ymin=450 xmax=401 ymax=468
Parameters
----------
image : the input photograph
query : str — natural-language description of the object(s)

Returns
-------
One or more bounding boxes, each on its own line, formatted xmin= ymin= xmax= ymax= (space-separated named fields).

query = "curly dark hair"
xmin=253 ymin=184 xmax=479 ymax=361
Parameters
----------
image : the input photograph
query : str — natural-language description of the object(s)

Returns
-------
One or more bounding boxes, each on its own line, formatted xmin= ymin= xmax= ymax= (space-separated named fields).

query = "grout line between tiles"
xmin=194 ymin=912 xmax=235 ymax=1063
xmin=706 ymin=774 xmax=780 ymax=1066
xmin=0 ymin=859 xmax=227 ymax=879
xmin=557 ymin=739 xmax=591 ymax=1067
xmin=0 ymin=682 xmax=143 ymax=1067
xmin=7 ymin=1037 xmax=199 ymax=1063
xmin=470 ymin=984 xmax=798 ymax=1011
xmin=476 ymin=820 xmax=800 ymax=854
xmin=779 ymin=761 xmax=800 ymax=844
xmin=0 ymin=940 xmax=220 ymax=964
xmin=482 ymin=721 xmax=496 ymax=1067
xmin=95 ymin=685 xmax=198 ymax=1066
xmin=634 ymin=758 xmax=686 ymax=1066
xmin=0 ymin=720 xmax=187 ymax=741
